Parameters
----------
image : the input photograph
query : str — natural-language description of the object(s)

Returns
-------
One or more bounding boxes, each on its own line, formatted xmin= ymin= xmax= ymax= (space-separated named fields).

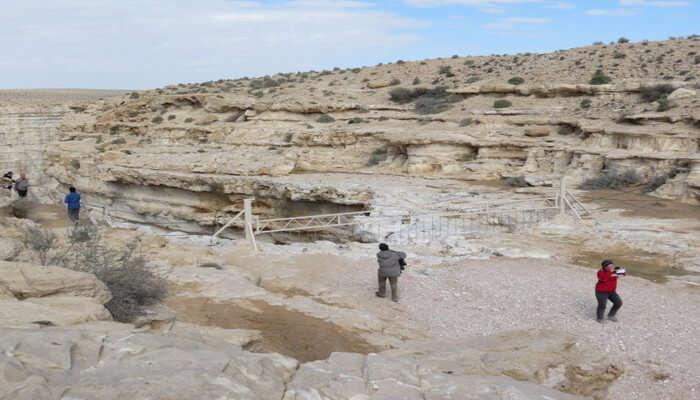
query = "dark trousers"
xmin=377 ymin=273 xmax=398 ymax=301
xmin=596 ymin=291 xmax=622 ymax=320
xmin=16 ymin=189 xmax=27 ymax=198
xmin=67 ymin=207 xmax=80 ymax=222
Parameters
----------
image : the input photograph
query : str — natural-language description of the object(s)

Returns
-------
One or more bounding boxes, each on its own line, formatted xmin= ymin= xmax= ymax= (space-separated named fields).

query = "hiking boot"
xmin=607 ymin=316 xmax=618 ymax=322
xmin=375 ymin=292 xmax=385 ymax=298
xmin=392 ymin=298 xmax=399 ymax=303
xmin=596 ymin=318 xmax=605 ymax=324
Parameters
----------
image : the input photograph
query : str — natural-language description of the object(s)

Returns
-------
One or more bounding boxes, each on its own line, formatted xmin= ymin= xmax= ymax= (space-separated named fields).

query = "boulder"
xmin=131 ymin=303 xmax=177 ymax=330
xmin=0 ymin=238 xmax=21 ymax=262
xmin=367 ymin=80 xmax=393 ymax=89
xmin=244 ymin=109 xmax=257 ymax=119
xmin=0 ymin=327 xmax=298 ymax=400
xmin=667 ymin=88 xmax=696 ymax=101
xmin=0 ymin=296 xmax=112 ymax=327
xmin=284 ymin=329 xmax=622 ymax=400
xmin=0 ymin=261 xmax=111 ymax=303
xmin=524 ymin=126 xmax=551 ymax=137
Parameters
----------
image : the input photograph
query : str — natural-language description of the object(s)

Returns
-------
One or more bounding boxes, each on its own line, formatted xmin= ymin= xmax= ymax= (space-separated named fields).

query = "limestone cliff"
xmin=26 ymin=39 xmax=700 ymax=231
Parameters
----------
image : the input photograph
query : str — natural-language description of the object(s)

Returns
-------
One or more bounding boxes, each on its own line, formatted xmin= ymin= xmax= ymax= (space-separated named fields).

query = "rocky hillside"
xmin=0 ymin=89 xmax=126 ymax=192
xmin=45 ymin=38 xmax=699 ymax=232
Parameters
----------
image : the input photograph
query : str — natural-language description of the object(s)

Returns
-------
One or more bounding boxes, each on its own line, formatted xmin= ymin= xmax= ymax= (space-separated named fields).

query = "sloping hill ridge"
xmin=47 ymin=38 xmax=699 ymax=232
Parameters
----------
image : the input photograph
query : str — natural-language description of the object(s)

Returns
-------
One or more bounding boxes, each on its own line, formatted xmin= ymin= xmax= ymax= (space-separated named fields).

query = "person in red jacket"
xmin=595 ymin=260 xmax=626 ymax=323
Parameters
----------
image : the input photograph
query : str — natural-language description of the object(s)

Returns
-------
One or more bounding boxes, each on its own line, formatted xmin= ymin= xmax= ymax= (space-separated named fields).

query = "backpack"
xmin=399 ymin=258 xmax=406 ymax=270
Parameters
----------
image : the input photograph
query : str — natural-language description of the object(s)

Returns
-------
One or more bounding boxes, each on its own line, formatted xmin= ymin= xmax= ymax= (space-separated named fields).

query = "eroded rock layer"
xmin=9 ymin=40 xmax=700 ymax=231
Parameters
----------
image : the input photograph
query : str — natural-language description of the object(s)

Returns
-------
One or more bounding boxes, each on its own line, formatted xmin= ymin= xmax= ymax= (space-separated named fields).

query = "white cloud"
xmin=619 ymin=0 xmax=690 ymax=6
xmin=485 ymin=16 xmax=549 ymax=29
xmin=479 ymin=7 xmax=506 ymax=13
xmin=406 ymin=0 xmax=543 ymax=7
xmin=585 ymin=8 xmax=638 ymax=16
xmin=544 ymin=2 xmax=575 ymax=9
xmin=0 ymin=0 xmax=426 ymax=89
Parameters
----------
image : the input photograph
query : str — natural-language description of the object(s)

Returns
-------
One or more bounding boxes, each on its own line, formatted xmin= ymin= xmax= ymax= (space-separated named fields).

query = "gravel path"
xmin=250 ymin=241 xmax=700 ymax=400
xmin=359 ymin=255 xmax=700 ymax=400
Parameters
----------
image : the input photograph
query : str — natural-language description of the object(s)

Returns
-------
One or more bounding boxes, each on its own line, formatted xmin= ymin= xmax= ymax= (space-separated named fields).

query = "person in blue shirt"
xmin=64 ymin=186 xmax=81 ymax=222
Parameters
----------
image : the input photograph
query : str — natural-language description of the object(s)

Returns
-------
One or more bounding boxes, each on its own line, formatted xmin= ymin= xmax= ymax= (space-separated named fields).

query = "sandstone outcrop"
xmin=2 ymin=39 xmax=698 ymax=234
xmin=0 ymin=261 xmax=113 ymax=327
xmin=0 ymin=327 xmax=620 ymax=400
xmin=0 ymin=260 xmax=111 ymax=303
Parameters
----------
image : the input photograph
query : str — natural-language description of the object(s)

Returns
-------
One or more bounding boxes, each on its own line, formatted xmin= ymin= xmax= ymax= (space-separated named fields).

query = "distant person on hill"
xmin=376 ymin=243 xmax=406 ymax=302
xmin=595 ymin=260 xmax=626 ymax=323
xmin=14 ymin=174 xmax=29 ymax=198
xmin=64 ymin=186 xmax=81 ymax=222
xmin=2 ymin=171 xmax=14 ymax=190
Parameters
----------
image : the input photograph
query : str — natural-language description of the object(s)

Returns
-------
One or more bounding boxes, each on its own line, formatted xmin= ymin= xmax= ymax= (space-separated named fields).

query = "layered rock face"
xmin=0 ymin=90 xmax=126 ymax=207
xmin=0 ymin=326 xmax=620 ymax=400
xmin=41 ymin=38 xmax=699 ymax=232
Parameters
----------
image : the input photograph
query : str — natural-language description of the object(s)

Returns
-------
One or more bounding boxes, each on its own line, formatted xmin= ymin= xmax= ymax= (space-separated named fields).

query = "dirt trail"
xmin=1 ymin=200 xmax=72 ymax=228
xmin=582 ymin=189 xmax=700 ymax=220
xmin=166 ymin=296 xmax=379 ymax=362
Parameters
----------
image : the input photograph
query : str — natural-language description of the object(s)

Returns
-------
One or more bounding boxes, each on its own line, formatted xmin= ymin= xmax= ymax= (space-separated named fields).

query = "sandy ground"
xmin=0 ymin=88 xmax=128 ymax=105
xmin=4 ymin=181 xmax=698 ymax=399
xmin=221 ymin=241 xmax=699 ymax=400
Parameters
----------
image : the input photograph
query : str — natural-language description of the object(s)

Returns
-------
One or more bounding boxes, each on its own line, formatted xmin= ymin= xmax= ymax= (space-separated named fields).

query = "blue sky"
xmin=1 ymin=0 xmax=698 ymax=89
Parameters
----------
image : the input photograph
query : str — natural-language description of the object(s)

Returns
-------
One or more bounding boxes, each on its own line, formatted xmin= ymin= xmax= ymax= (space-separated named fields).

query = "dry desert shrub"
xmin=579 ymin=170 xmax=640 ymax=190
xmin=21 ymin=224 xmax=166 ymax=322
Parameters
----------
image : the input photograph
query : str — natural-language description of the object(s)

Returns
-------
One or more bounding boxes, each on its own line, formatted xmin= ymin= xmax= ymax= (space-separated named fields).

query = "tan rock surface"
xmin=0 ymin=260 xmax=111 ymax=303
xmin=29 ymin=38 xmax=695 ymax=231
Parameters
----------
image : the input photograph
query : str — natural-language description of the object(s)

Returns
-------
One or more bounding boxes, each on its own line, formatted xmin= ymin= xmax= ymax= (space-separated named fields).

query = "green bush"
xmin=590 ymin=69 xmax=612 ymax=85
xmin=389 ymin=88 xmax=413 ymax=104
xmin=506 ymin=176 xmax=529 ymax=187
xmin=167 ymin=114 xmax=176 ymax=120
xmin=459 ymin=118 xmax=473 ymax=127
xmin=367 ymin=147 xmax=388 ymax=166
xmin=151 ymin=116 xmax=163 ymax=124
xmin=184 ymin=117 xmax=194 ymax=123
xmin=613 ymin=51 xmax=626 ymax=59
xmin=389 ymin=78 xmax=401 ymax=86
xmin=413 ymin=77 xmax=421 ymax=85
xmin=645 ymin=168 xmax=683 ymax=192
xmin=414 ymin=97 xmax=449 ymax=114
xmin=557 ymin=125 xmax=575 ymax=135
xmin=129 ymin=92 xmax=140 ymax=99
xmin=618 ymin=37 xmax=630 ymax=43
xmin=389 ymin=86 xmax=450 ymax=114
xmin=21 ymin=225 xmax=167 ymax=323
xmin=446 ymin=93 xmax=463 ymax=103
xmin=640 ymin=84 xmax=674 ymax=103
xmin=317 ymin=114 xmax=335 ymax=123
xmin=493 ymin=99 xmax=512 ymax=108
xmin=439 ymin=65 xmax=452 ymax=75
xmin=579 ymin=170 xmax=640 ymax=190
xmin=508 ymin=77 xmax=525 ymax=85
xmin=580 ymin=99 xmax=592 ymax=109
xmin=657 ymin=98 xmax=672 ymax=112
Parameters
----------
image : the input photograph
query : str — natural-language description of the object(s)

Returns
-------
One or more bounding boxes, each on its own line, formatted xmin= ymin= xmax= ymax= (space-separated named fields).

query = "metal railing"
xmin=255 ymin=210 xmax=370 ymax=234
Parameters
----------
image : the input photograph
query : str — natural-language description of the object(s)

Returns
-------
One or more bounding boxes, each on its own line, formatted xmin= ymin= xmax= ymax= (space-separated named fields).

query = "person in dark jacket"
xmin=14 ymin=174 xmax=29 ymax=198
xmin=375 ymin=243 xmax=406 ymax=302
xmin=2 ymin=171 xmax=14 ymax=190
xmin=595 ymin=259 xmax=626 ymax=323
xmin=64 ymin=186 xmax=81 ymax=222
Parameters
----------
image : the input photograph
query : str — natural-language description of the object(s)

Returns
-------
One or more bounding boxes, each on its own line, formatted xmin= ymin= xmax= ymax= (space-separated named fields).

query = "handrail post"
xmin=559 ymin=176 xmax=567 ymax=215
xmin=243 ymin=198 xmax=258 ymax=252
